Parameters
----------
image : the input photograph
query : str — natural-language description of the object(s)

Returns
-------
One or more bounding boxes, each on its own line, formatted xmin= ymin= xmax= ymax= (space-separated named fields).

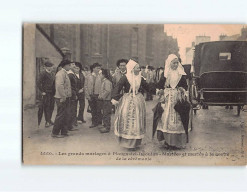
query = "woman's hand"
xmin=60 ymin=97 xmax=66 ymax=103
xmin=86 ymin=95 xmax=91 ymax=101
xmin=111 ymin=99 xmax=119 ymax=106
xmin=184 ymin=90 xmax=189 ymax=98
xmin=178 ymin=87 xmax=185 ymax=93
xmin=157 ymin=89 xmax=164 ymax=96
xmin=178 ymin=87 xmax=189 ymax=102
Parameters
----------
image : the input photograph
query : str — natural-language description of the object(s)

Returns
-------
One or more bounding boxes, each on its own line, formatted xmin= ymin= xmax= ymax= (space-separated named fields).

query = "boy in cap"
xmin=52 ymin=60 xmax=72 ymax=138
xmin=98 ymin=69 xmax=113 ymax=133
xmin=85 ymin=63 xmax=102 ymax=128
xmin=37 ymin=61 xmax=55 ymax=128
xmin=112 ymin=59 xmax=128 ymax=87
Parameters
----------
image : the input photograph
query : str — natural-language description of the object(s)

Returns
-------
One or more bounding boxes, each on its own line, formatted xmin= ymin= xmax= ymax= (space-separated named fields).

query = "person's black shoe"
xmin=69 ymin=126 xmax=78 ymax=131
xmin=78 ymin=120 xmax=86 ymax=124
xmin=163 ymin=142 xmax=170 ymax=149
xmin=168 ymin=145 xmax=179 ymax=150
xmin=56 ymin=135 xmax=65 ymax=138
xmin=51 ymin=134 xmax=65 ymax=138
xmin=89 ymin=124 xmax=98 ymax=128
xmin=100 ymin=127 xmax=110 ymax=133
xmin=49 ymin=121 xmax=54 ymax=125
xmin=45 ymin=122 xmax=51 ymax=128
xmin=51 ymin=133 xmax=58 ymax=138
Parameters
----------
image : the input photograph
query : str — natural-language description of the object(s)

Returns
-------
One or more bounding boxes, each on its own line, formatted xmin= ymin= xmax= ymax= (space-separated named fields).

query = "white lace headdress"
xmin=164 ymin=54 xmax=186 ymax=89
xmin=126 ymin=59 xmax=141 ymax=96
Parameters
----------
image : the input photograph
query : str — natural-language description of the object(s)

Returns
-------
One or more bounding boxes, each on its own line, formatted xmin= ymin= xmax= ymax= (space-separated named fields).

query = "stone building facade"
xmin=219 ymin=27 xmax=247 ymax=41
xmin=38 ymin=24 xmax=179 ymax=69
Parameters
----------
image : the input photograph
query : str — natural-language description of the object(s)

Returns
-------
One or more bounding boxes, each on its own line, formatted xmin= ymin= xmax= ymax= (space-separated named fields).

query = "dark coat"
xmin=75 ymin=72 xmax=85 ymax=99
xmin=156 ymin=74 xmax=188 ymax=90
xmin=38 ymin=71 xmax=55 ymax=94
xmin=111 ymin=75 xmax=148 ymax=101
xmin=68 ymin=73 xmax=78 ymax=100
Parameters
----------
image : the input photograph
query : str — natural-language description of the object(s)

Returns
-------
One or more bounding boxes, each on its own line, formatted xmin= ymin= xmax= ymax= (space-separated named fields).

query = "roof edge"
xmin=36 ymin=24 xmax=65 ymax=58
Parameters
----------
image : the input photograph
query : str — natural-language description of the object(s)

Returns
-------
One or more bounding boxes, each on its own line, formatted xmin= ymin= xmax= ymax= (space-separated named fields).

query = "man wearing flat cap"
xmin=85 ymin=62 xmax=102 ymax=128
xmin=37 ymin=61 xmax=55 ymax=128
xmin=52 ymin=60 xmax=72 ymax=138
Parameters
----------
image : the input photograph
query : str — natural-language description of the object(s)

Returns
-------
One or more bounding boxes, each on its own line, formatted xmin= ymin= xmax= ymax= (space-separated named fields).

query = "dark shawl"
xmin=153 ymin=74 xmax=190 ymax=142
xmin=111 ymin=75 xmax=149 ymax=101
xmin=156 ymin=74 xmax=188 ymax=90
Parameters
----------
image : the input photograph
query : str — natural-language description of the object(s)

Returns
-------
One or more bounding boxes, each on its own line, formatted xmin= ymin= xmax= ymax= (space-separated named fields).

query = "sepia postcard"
xmin=22 ymin=23 xmax=247 ymax=165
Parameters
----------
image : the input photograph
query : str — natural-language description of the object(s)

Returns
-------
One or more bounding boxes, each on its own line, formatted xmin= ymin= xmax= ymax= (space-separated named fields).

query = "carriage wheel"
xmin=237 ymin=106 xmax=241 ymax=116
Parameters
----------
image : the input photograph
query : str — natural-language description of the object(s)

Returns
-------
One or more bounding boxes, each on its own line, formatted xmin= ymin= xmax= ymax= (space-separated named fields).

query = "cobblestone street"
xmin=23 ymin=97 xmax=247 ymax=165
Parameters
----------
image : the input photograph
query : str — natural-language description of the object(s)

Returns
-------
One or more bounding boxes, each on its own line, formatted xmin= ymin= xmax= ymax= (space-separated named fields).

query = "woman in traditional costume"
xmin=153 ymin=54 xmax=190 ymax=149
xmin=111 ymin=59 xmax=149 ymax=149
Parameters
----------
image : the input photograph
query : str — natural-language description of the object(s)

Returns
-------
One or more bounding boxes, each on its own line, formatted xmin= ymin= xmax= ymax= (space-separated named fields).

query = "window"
xmin=219 ymin=52 xmax=231 ymax=60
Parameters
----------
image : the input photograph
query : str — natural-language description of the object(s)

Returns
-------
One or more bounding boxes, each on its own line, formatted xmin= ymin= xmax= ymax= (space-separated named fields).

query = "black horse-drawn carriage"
xmin=190 ymin=41 xmax=247 ymax=115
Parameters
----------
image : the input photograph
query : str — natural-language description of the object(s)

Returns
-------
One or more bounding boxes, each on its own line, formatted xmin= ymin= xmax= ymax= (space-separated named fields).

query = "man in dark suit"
xmin=74 ymin=62 xmax=86 ymax=123
xmin=111 ymin=59 xmax=127 ymax=113
xmin=37 ymin=61 xmax=55 ymax=128
xmin=67 ymin=62 xmax=79 ymax=129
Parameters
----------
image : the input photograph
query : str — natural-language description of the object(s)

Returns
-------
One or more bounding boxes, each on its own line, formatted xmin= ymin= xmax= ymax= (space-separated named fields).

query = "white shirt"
xmin=75 ymin=73 xmax=80 ymax=79
xmin=67 ymin=69 xmax=74 ymax=74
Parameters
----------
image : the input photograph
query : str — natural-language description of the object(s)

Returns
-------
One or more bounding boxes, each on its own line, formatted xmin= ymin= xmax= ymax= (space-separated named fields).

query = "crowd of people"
xmin=37 ymin=54 xmax=191 ymax=150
